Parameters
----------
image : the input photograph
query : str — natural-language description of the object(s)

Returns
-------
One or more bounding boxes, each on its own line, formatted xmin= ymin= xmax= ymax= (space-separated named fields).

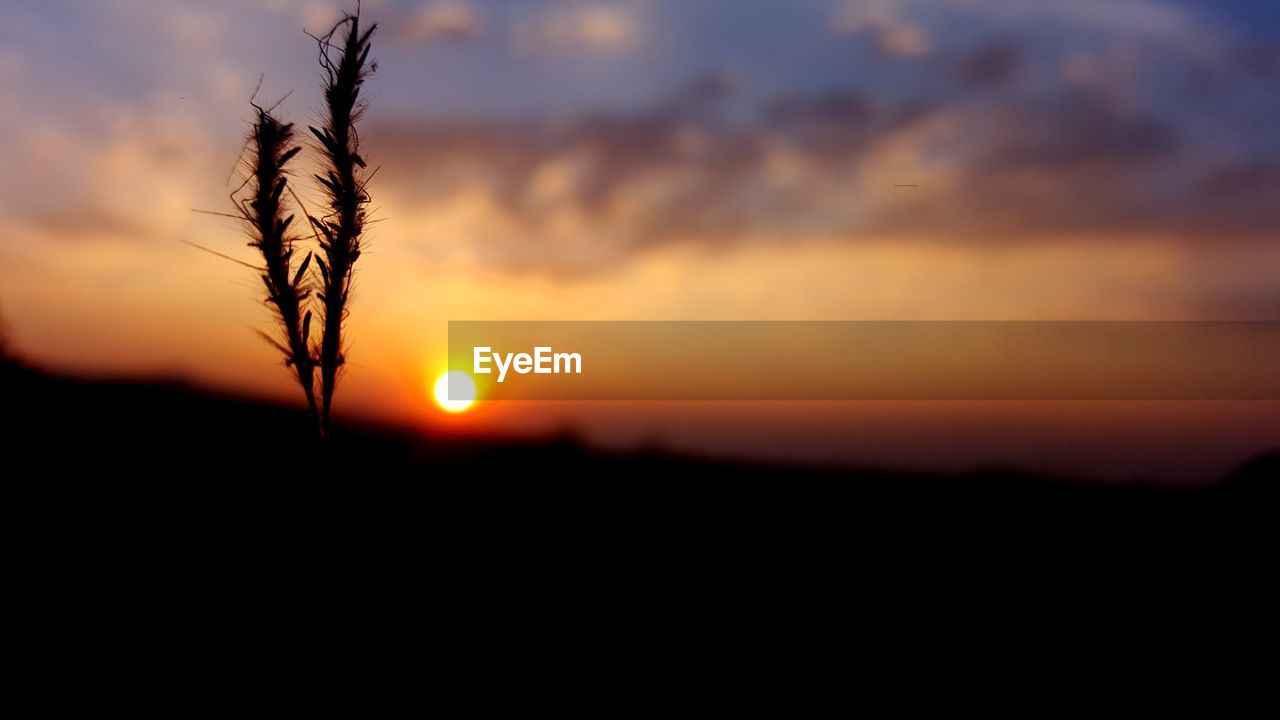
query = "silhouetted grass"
xmin=237 ymin=107 xmax=318 ymax=427
xmin=217 ymin=9 xmax=378 ymax=437
xmin=307 ymin=12 xmax=377 ymax=437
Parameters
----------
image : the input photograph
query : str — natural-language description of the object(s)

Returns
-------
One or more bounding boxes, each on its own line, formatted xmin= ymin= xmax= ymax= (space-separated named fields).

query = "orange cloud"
xmin=511 ymin=3 xmax=641 ymax=55
xmin=831 ymin=0 xmax=931 ymax=57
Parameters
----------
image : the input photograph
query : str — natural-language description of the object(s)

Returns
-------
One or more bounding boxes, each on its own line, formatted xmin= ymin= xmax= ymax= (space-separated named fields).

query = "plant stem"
xmin=309 ymin=12 xmax=376 ymax=437
xmin=246 ymin=108 xmax=319 ymax=430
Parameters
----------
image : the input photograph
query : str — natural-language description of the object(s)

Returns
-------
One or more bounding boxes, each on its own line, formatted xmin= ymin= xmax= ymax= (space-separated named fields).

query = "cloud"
xmin=966 ymin=0 xmax=1196 ymax=40
xmin=1237 ymin=44 xmax=1280 ymax=78
xmin=513 ymin=3 xmax=640 ymax=54
xmin=1192 ymin=160 xmax=1280 ymax=233
xmin=3 ymin=0 xmax=1276 ymax=282
xmin=360 ymin=64 xmax=1278 ymax=276
xmin=0 ymin=94 xmax=215 ymax=246
xmin=400 ymin=1 xmax=483 ymax=45
xmin=282 ymin=0 xmax=344 ymax=32
xmin=831 ymin=0 xmax=931 ymax=57
xmin=982 ymin=91 xmax=1178 ymax=173
xmin=955 ymin=41 xmax=1022 ymax=89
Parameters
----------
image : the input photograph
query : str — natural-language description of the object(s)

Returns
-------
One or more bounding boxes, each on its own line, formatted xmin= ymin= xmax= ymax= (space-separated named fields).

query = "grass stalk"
xmin=239 ymin=107 xmax=319 ymax=428
xmin=308 ymin=12 xmax=377 ymax=437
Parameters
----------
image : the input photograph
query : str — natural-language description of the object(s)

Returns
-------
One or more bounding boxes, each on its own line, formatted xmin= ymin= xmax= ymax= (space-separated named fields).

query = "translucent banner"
xmin=446 ymin=321 xmax=1280 ymax=401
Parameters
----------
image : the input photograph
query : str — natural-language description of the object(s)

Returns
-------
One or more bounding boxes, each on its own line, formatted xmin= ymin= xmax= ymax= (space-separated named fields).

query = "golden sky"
xmin=1 ymin=0 xmax=1277 ymax=480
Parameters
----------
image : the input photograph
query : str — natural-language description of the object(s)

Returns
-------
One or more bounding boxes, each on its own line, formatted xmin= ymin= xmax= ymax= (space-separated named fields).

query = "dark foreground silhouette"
xmin=5 ymin=357 xmax=1274 ymax=491
xmin=5 ymin=355 xmax=1278 ymax=631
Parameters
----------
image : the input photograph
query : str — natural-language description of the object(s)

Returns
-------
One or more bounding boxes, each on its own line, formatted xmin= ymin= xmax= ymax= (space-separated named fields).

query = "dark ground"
xmin=4 ymin=357 xmax=1275 ymax=526
xmin=4 ymin=357 xmax=1277 ymax=645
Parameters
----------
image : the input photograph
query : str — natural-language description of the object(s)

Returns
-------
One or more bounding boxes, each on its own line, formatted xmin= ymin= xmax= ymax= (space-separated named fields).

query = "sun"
xmin=433 ymin=370 xmax=476 ymax=413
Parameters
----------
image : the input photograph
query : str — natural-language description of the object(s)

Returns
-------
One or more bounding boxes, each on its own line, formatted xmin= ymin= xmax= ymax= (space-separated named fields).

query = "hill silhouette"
xmin=3 ymin=356 xmax=1276 ymax=555
xmin=7 ymin=356 xmax=1269 ymax=484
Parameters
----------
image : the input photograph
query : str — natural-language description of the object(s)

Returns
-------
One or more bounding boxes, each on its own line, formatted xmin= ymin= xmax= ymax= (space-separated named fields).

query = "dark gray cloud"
xmin=955 ymin=41 xmax=1024 ymax=89
xmin=1237 ymin=44 xmax=1280 ymax=78
xmin=6 ymin=0 xmax=1275 ymax=277
xmin=365 ymin=65 xmax=1276 ymax=274
xmin=989 ymin=84 xmax=1179 ymax=166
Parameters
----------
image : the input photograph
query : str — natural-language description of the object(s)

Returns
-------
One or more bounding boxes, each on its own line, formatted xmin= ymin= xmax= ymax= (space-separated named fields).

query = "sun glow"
xmin=433 ymin=370 xmax=476 ymax=413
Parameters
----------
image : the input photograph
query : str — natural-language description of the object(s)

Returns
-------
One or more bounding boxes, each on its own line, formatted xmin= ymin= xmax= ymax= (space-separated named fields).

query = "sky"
xmin=0 ymin=0 xmax=1277 ymax=481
